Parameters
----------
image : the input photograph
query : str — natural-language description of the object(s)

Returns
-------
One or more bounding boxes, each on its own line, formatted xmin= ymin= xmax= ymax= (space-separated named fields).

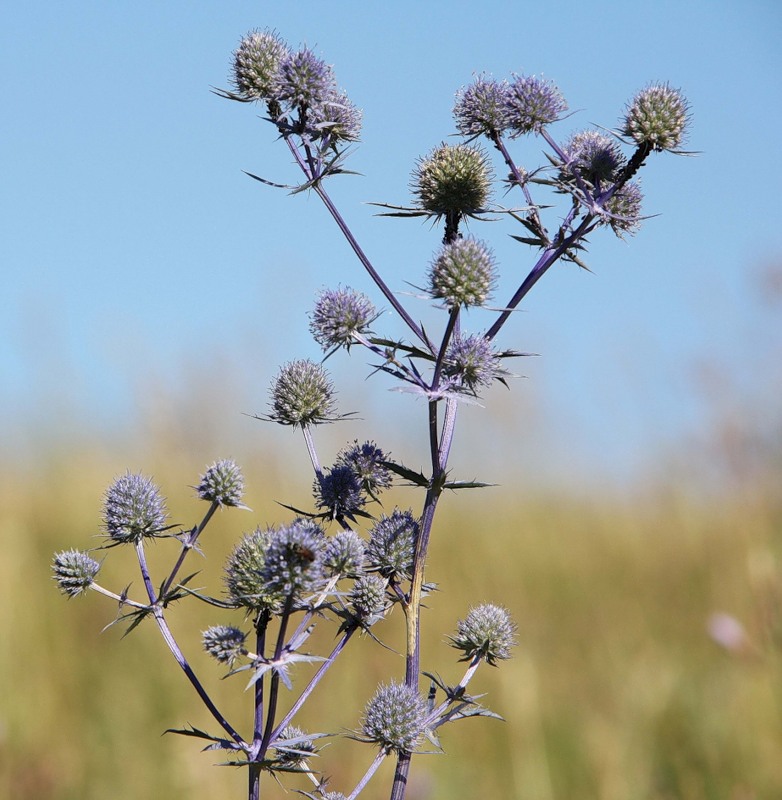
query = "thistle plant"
xmin=53 ymin=27 xmax=690 ymax=800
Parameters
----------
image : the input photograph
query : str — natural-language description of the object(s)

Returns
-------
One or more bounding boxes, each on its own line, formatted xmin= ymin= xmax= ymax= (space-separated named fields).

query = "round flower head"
xmin=272 ymin=47 xmax=336 ymax=110
xmin=336 ymin=440 xmax=392 ymax=497
xmin=562 ymin=130 xmax=624 ymax=185
xmin=202 ymin=625 xmax=247 ymax=666
xmin=413 ymin=143 xmax=492 ymax=218
xmin=366 ymin=509 xmax=419 ymax=580
xmin=350 ymin=574 xmax=388 ymax=623
xmin=310 ymin=287 xmax=377 ymax=351
xmin=261 ymin=519 xmax=326 ymax=598
xmin=428 ymin=237 xmax=497 ymax=309
xmin=196 ymin=458 xmax=245 ymax=507
xmin=224 ymin=527 xmax=282 ymax=612
xmin=232 ymin=29 xmax=289 ymax=101
xmin=506 ymin=74 xmax=568 ymax=136
xmin=323 ymin=529 xmax=366 ymax=577
xmin=274 ymin=725 xmax=317 ymax=767
xmin=449 ymin=603 xmax=517 ymax=666
xmin=52 ymin=549 xmax=101 ymax=597
xmin=453 ymin=75 xmax=512 ymax=137
xmin=603 ymin=180 xmax=643 ymax=237
xmin=361 ymin=682 xmax=428 ymax=754
xmin=444 ymin=334 xmax=502 ymax=393
xmin=270 ymin=359 xmax=337 ymax=428
xmin=622 ymin=83 xmax=689 ymax=151
xmin=103 ymin=472 xmax=167 ymax=544
xmin=314 ymin=464 xmax=365 ymax=520
xmin=309 ymin=90 xmax=363 ymax=142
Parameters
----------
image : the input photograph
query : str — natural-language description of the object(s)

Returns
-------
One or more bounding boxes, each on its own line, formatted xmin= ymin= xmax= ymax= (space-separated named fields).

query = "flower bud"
xmin=270 ymin=360 xmax=337 ymax=428
xmin=562 ymin=130 xmax=624 ymax=185
xmin=202 ymin=625 xmax=247 ymax=666
xmin=261 ymin=519 xmax=326 ymax=598
xmin=453 ymin=75 xmax=512 ymax=137
xmin=52 ymin=549 xmax=101 ymax=597
xmin=350 ymin=574 xmax=388 ymax=623
xmin=272 ymin=47 xmax=336 ymax=110
xmin=103 ymin=472 xmax=167 ymax=544
xmin=323 ymin=529 xmax=366 ymax=578
xmin=361 ymin=682 xmax=428 ymax=754
xmin=224 ymin=528 xmax=282 ymax=612
xmin=412 ymin=143 xmax=492 ymax=218
xmin=336 ymin=440 xmax=392 ymax=496
xmin=449 ymin=603 xmax=517 ymax=665
xmin=444 ymin=334 xmax=501 ymax=392
xmin=196 ymin=458 xmax=245 ymax=507
xmin=366 ymin=509 xmax=419 ymax=580
xmin=603 ymin=180 xmax=643 ymax=237
xmin=428 ymin=237 xmax=496 ymax=309
xmin=315 ymin=465 xmax=365 ymax=520
xmin=622 ymin=83 xmax=689 ymax=151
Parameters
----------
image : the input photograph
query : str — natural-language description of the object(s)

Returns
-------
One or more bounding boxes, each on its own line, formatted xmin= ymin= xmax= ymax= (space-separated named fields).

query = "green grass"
xmin=3 ymin=437 xmax=781 ymax=800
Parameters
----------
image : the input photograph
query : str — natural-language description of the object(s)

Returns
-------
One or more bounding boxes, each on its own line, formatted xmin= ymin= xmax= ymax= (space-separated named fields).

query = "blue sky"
xmin=2 ymin=1 xmax=780 ymax=485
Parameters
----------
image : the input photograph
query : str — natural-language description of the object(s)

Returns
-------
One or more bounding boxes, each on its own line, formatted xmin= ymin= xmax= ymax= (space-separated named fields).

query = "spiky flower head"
xmin=314 ymin=464 xmax=365 ymax=520
xmin=366 ymin=509 xmax=419 ymax=580
xmin=336 ymin=440 xmax=392 ymax=496
xmin=231 ymin=29 xmax=289 ymax=101
xmin=506 ymin=74 xmax=567 ymax=136
xmin=103 ymin=472 xmax=167 ymax=544
xmin=272 ymin=47 xmax=336 ymax=110
xmin=562 ymin=130 xmax=624 ymax=185
xmin=361 ymin=682 xmax=428 ymax=754
xmin=202 ymin=625 xmax=247 ymax=666
xmin=52 ymin=549 xmax=101 ymax=597
xmin=428 ymin=237 xmax=497 ymax=309
xmin=603 ymin=180 xmax=643 ymax=237
xmin=309 ymin=89 xmax=363 ymax=142
xmin=622 ymin=83 xmax=689 ymax=151
xmin=261 ymin=519 xmax=326 ymax=598
xmin=323 ymin=529 xmax=366 ymax=577
xmin=350 ymin=574 xmax=388 ymax=623
xmin=444 ymin=334 xmax=502 ymax=393
xmin=224 ymin=527 xmax=282 ymax=612
xmin=274 ymin=725 xmax=317 ymax=767
xmin=449 ymin=604 xmax=517 ymax=666
xmin=412 ymin=143 xmax=492 ymax=218
xmin=196 ymin=458 xmax=245 ymax=507
xmin=453 ymin=75 xmax=512 ymax=137
xmin=310 ymin=287 xmax=377 ymax=351
xmin=270 ymin=359 xmax=337 ymax=428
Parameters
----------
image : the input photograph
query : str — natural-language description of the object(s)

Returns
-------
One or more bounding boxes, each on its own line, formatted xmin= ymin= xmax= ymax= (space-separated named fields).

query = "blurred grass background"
xmin=2 ymin=286 xmax=782 ymax=800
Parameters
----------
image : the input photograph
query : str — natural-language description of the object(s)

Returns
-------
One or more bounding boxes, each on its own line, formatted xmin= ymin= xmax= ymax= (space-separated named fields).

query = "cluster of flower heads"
xmin=231 ymin=29 xmax=361 ymax=142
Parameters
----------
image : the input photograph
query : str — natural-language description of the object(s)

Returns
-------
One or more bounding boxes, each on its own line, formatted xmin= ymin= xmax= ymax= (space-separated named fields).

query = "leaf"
xmin=442 ymin=480 xmax=496 ymax=491
xmin=381 ymin=461 xmax=429 ymax=487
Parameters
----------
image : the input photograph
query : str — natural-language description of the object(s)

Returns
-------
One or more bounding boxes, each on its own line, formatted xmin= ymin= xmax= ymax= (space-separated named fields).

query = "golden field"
xmin=2 ymin=395 xmax=781 ymax=800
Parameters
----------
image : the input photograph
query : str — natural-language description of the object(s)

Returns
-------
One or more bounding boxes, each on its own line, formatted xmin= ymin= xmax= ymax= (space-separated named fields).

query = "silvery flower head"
xmin=350 ymin=573 xmax=388 ymax=624
xmin=314 ymin=464 xmax=366 ymax=520
xmin=360 ymin=682 xmax=428 ymax=754
xmin=272 ymin=47 xmax=337 ymax=111
xmin=323 ymin=529 xmax=365 ymax=578
xmin=562 ymin=129 xmax=624 ymax=186
xmin=310 ymin=287 xmax=377 ymax=352
xmin=103 ymin=472 xmax=167 ymax=544
xmin=309 ymin=89 xmax=363 ymax=142
xmin=366 ymin=509 xmax=419 ymax=580
xmin=224 ymin=527 xmax=283 ymax=612
xmin=231 ymin=29 xmax=289 ymax=101
xmin=443 ymin=333 xmax=503 ymax=394
xmin=506 ymin=74 xmax=567 ymax=136
xmin=196 ymin=458 xmax=245 ymax=507
xmin=622 ymin=83 xmax=690 ymax=151
xmin=269 ymin=359 xmax=337 ymax=428
xmin=52 ymin=549 xmax=101 ymax=597
xmin=261 ymin=519 xmax=326 ymax=599
xmin=453 ymin=75 xmax=512 ymax=137
xmin=449 ymin=603 xmax=517 ymax=666
xmin=412 ymin=143 xmax=493 ymax=219
xmin=202 ymin=625 xmax=247 ymax=666
xmin=336 ymin=440 xmax=392 ymax=497
xmin=603 ymin=180 xmax=643 ymax=237
xmin=428 ymin=237 xmax=497 ymax=309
